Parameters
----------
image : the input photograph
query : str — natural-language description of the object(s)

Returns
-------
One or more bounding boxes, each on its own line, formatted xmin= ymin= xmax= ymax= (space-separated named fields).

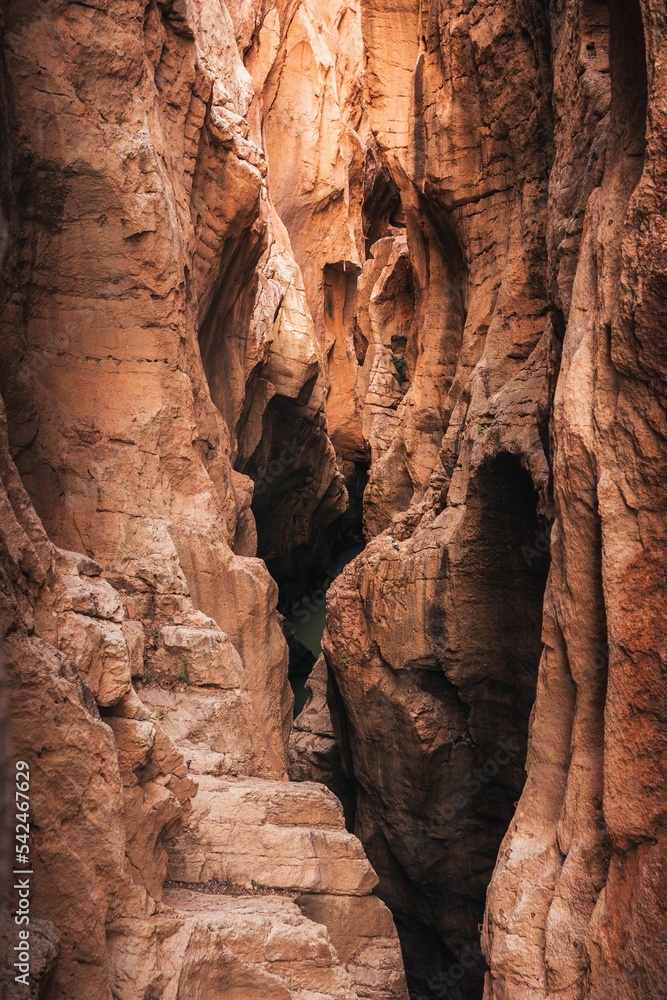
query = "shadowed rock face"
xmin=325 ymin=439 xmax=552 ymax=999
xmin=1 ymin=1 xmax=666 ymax=999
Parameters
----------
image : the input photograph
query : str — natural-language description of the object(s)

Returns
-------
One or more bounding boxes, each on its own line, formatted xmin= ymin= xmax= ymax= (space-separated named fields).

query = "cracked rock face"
xmin=1 ymin=1 xmax=666 ymax=1000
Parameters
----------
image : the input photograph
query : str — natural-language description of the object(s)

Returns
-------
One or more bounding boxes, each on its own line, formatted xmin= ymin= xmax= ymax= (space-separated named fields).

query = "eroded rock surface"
xmin=483 ymin=3 xmax=667 ymax=998
xmin=323 ymin=2 xmax=666 ymax=1000
xmin=0 ymin=1 xmax=407 ymax=997
xmin=0 ymin=396 xmax=193 ymax=998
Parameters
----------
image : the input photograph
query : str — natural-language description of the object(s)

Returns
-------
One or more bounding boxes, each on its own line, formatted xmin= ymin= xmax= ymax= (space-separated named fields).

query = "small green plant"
xmin=222 ymin=877 xmax=232 ymax=888
xmin=251 ymin=879 xmax=262 ymax=890
xmin=176 ymin=659 xmax=191 ymax=685
xmin=477 ymin=422 xmax=490 ymax=434
xmin=342 ymin=656 xmax=351 ymax=667
xmin=295 ymin=130 xmax=303 ymax=139
xmin=150 ymin=626 xmax=160 ymax=647
xmin=156 ymin=712 xmax=164 ymax=721
xmin=389 ymin=353 xmax=408 ymax=383
xmin=141 ymin=670 xmax=153 ymax=686
xmin=207 ymin=923 xmax=213 ymax=931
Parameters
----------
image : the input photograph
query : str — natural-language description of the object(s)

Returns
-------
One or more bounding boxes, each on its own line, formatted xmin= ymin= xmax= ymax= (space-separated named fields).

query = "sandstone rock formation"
xmin=113 ymin=652 xmax=408 ymax=1000
xmin=0 ymin=393 xmax=191 ymax=998
xmin=322 ymin=2 xmax=667 ymax=1000
xmin=0 ymin=1 xmax=407 ymax=998
xmin=1 ymin=0 xmax=666 ymax=999
xmin=324 ymin=1 xmax=556 ymax=993
xmin=483 ymin=3 xmax=667 ymax=998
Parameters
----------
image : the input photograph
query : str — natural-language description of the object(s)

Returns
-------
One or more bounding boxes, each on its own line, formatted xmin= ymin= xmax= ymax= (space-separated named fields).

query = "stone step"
xmin=167 ymin=775 xmax=378 ymax=896
xmin=165 ymin=888 xmax=360 ymax=1000
xmin=296 ymin=894 xmax=410 ymax=1000
xmin=109 ymin=888 xmax=362 ymax=1000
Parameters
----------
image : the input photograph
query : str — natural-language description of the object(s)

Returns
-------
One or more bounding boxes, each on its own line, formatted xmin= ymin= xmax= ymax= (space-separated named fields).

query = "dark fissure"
xmin=415 ymin=455 xmax=550 ymax=1000
xmin=251 ymin=444 xmax=368 ymax=716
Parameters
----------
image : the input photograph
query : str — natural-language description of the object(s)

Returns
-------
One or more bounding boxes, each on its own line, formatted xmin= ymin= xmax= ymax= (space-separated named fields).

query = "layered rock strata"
xmin=0 ymin=355 xmax=408 ymax=1000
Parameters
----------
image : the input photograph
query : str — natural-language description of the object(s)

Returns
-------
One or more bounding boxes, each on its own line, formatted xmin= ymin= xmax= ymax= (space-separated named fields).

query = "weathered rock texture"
xmin=1 ymin=1 xmax=666 ymax=1000
xmin=324 ymin=1 xmax=557 ymax=994
xmin=483 ymin=3 xmax=667 ymax=998
xmin=0 ymin=1 xmax=407 ymax=998
xmin=0 ymin=375 xmax=407 ymax=1000
xmin=0 ymin=395 xmax=190 ymax=998
xmin=322 ymin=2 xmax=667 ymax=1000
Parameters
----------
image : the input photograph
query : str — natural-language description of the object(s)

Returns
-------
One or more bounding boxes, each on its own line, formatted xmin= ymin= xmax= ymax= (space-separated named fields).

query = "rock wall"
xmin=0 ymin=2 xmax=407 ymax=998
xmin=325 ymin=1 xmax=557 ymax=995
xmin=1 ymin=0 xmax=294 ymax=777
xmin=322 ymin=1 xmax=666 ymax=1000
xmin=483 ymin=2 xmax=667 ymax=998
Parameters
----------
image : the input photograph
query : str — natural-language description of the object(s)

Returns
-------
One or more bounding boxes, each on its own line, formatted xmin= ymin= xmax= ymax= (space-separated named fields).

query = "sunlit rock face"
xmin=1 ymin=1 xmax=666 ymax=999
xmin=0 ymin=2 xmax=405 ymax=998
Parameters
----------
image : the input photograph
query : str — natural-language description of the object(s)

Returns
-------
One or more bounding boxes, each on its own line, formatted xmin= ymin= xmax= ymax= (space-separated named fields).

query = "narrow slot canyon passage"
xmin=230 ymin=123 xmax=553 ymax=995
xmin=282 ymin=530 xmax=364 ymax=717
xmin=255 ymin=460 xmax=368 ymax=718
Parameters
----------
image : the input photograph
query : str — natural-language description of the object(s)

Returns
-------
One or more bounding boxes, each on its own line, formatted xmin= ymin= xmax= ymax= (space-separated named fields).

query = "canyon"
xmin=0 ymin=1 xmax=665 ymax=999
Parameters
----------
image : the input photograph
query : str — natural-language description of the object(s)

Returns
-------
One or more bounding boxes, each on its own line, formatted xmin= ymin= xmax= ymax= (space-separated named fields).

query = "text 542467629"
xmin=13 ymin=761 xmax=31 ymax=987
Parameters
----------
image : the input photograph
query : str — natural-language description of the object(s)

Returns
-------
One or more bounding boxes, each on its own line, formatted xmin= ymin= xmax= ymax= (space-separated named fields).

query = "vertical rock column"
xmin=325 ymin=0 xmax=556 ymax=996
xmin=483 ymin=1 xmax=667 ymax=997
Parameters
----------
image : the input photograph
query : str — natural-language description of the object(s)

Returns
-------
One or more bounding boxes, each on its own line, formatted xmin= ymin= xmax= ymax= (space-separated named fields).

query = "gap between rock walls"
xmin=229 ymin=3 xmax=556 ymax=996
xmin=1 ymin=1 xmax=666 ymax=1000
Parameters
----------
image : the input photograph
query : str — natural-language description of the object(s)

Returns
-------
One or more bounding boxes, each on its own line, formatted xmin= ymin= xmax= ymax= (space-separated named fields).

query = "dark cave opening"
xmin=320 ymin=450 xmax=552 ymax=1000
